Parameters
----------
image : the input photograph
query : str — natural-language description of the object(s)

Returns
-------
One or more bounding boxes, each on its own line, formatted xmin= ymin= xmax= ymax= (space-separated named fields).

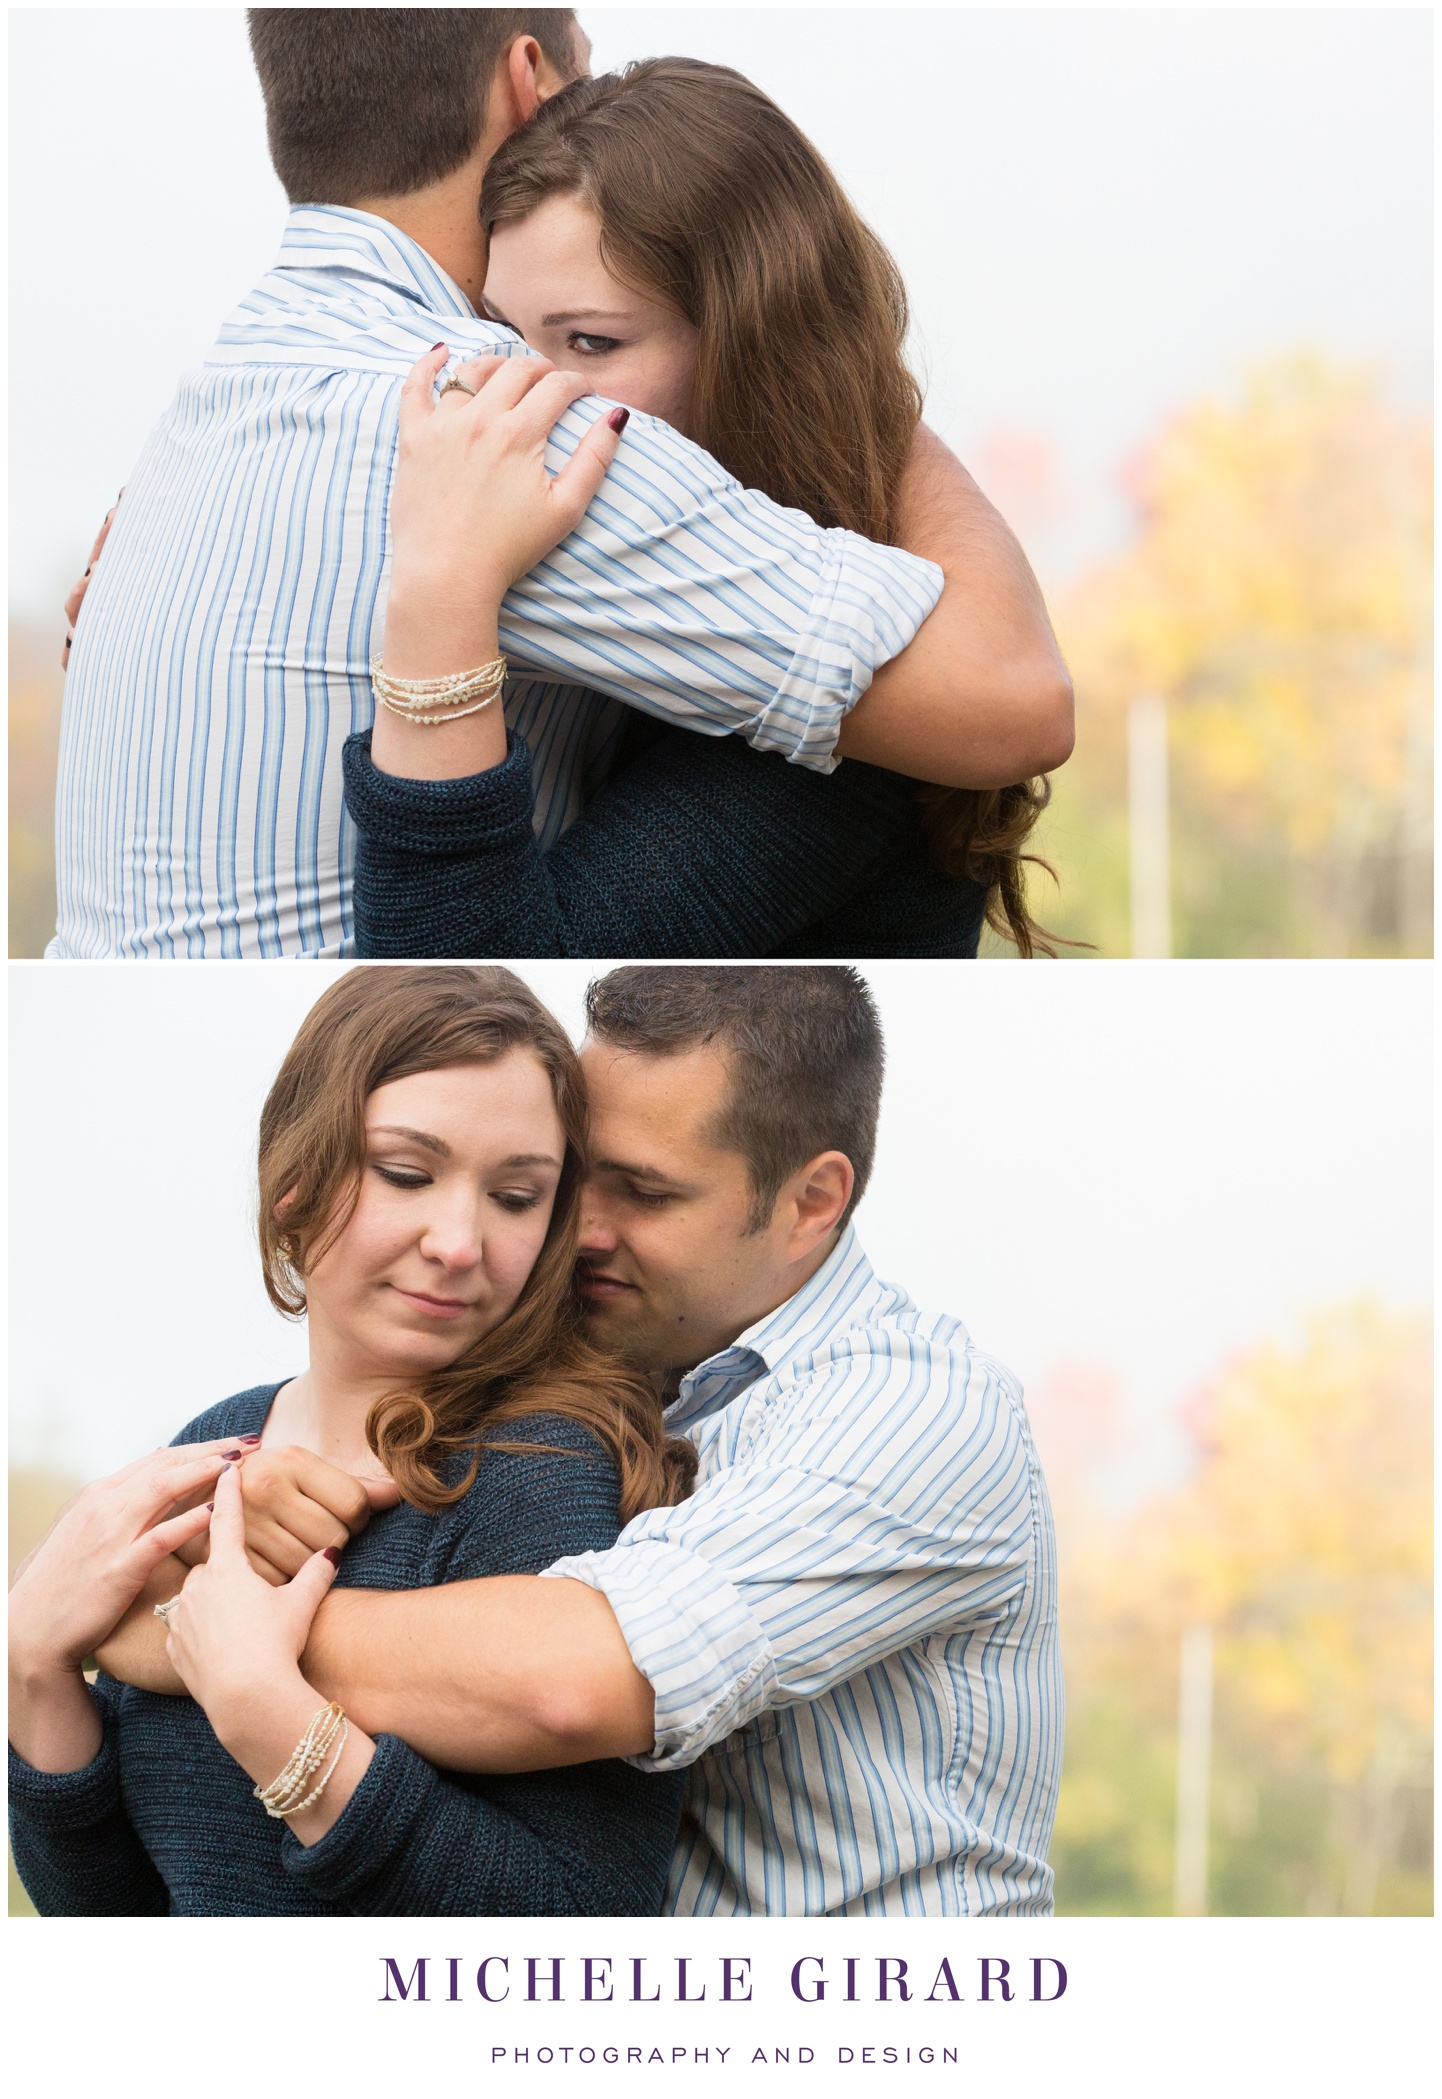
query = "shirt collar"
xmin=665 ymin=1224 xmax=882 ymax=1429
xmin=273 ymin=203 xmax=477 ymax=321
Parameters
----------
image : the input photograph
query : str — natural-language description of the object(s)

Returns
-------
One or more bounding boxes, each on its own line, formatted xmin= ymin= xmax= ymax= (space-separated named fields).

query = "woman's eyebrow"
xmin=372 ymin=1124 xmax=450 ymax=1157
xmin=539 ymin=307 xmax=632 ymax=328
xmin=498 ymin=1153 xmax=563 ymax=1170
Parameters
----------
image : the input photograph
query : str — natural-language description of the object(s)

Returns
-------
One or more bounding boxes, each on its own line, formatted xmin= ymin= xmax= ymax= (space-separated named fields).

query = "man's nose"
xmin=578 ymin=1189 xmax=619 ymax=1255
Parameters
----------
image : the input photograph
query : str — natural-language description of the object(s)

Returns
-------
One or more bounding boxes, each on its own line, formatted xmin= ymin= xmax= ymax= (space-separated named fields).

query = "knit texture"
xmin=344 ymin=717 xmax=986 ymax=959
xmin=10 ymin=1386 xmax=684 ymax=1917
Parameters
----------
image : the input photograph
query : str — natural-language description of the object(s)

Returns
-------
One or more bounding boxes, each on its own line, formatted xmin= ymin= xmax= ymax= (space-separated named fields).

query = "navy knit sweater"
xmin=343 ymin=715 xmax=987 ymax=959
xmin=9 ymin=1386 xmax=684 ymax=1918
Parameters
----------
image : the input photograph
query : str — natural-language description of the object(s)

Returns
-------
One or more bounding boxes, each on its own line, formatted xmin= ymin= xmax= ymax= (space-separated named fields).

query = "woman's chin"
xmin=368 ymin=1318 xmax=484 ymax=1377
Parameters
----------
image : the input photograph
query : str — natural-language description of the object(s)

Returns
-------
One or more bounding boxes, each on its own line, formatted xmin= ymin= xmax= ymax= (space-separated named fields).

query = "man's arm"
xmin=836 ymin=424 xmax=1075 ymax=786
xmin=500 ymin=392 xmax=1068 ymax=792
xmin=299 ymin=1576 xmax=655 ymax=1772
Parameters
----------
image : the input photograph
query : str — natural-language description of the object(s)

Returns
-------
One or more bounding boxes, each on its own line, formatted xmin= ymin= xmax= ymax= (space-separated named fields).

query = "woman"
xmin=8 ymin=966 xmax=693 ymax=1916
xmin=344 ymin=58 xmax=1059 ymax=961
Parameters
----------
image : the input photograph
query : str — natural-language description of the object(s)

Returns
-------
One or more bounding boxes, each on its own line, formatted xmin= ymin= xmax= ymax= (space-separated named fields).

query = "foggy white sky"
xmin=10 ymin=961 xmax=1431 ymax=1481
xmin=8 ymin=6 xmax=1432 ymax=616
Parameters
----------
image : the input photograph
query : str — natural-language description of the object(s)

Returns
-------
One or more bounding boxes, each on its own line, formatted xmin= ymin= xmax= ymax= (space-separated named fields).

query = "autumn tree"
xmin=1034 ymin=357 xmax=1433 ymax=957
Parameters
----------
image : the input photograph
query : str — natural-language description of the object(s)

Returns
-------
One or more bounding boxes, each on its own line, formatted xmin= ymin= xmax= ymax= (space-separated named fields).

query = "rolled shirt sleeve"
xmin=542 ymin=1340 xmax=1040 ymax=1772
xmin=507 ymin=396 xmax=945 ymax=771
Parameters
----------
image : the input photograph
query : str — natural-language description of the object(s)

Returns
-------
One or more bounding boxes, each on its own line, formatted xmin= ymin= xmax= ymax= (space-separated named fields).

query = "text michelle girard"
xmin=377 ymin=1953 xmax=1069 ymax=2007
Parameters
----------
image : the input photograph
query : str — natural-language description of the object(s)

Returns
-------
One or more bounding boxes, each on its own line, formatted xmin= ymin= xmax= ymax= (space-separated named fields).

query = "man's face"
xmin=576 ymin=1041 xmax=796 ymax=1379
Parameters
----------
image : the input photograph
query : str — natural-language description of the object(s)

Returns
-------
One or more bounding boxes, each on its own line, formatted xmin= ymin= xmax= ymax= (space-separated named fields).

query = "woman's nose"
xmin=417 ymin=1195 xmax=483 ymax=1270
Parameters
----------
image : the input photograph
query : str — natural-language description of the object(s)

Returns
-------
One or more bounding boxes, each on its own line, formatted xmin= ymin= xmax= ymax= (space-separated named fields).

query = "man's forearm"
xmin=836 ymin=424 xmax=1075 ymax=787
xmin=91 ymin=1558 xmax=188 ymax=1694
xmin=300 ymin=1574 xmax=656 ymax=1772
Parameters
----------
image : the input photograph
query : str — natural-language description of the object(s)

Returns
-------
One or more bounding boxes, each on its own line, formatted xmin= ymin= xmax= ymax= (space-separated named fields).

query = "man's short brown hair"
xmin=584 ymin=967 xmax=885 ymax=1231
xmin=247 ymin=8 xmax=581 ymax=204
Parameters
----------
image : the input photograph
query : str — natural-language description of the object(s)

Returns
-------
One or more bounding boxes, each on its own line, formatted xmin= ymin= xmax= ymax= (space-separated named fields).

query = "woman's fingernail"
xmin=84 ymin=567 xmax=92 ymax=578
xmin=324 ymin=1547 xmax=342 ymax=1566
xmin=219 ymin=1463 xmax=233 ymax=1475
xmin=431 ymin=340 xmax=446 ymax=352
xmin=205 ymin=1502 xmax=215 ymax=1513
xmin=607 ymin=406 xmax=630 ymax=434
xmin=238 ymin=1435 xmax=262 ymax=1446
xmin=221 ymin=1449 xmax=243 ymax=1460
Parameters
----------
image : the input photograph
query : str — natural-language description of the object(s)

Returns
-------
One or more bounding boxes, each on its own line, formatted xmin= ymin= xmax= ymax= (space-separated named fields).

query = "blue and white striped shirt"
xmin=545 ymin=1228 xmax=1063 ymax=1917
xmin=51 ymin=207 xmax=943 ymax=958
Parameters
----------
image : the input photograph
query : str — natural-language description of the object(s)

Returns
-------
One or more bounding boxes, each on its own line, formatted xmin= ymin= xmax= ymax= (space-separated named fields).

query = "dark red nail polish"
xmin=238 ymin=1435 xmax=262 ymax=1446
xmin=221 ymin=1448 xmax=242 ymax=1459
xmin=84 ymin=567 xmax=92 ymax=578
xmin=431 ymin=340 xmax=446 ymax=352
xmin=205 ymin=1502 xmax=215 ymax=1512
xmin=219 ymin=1463 xmax=233 ymax=1475
xmin=324 ymin=1547 xmax=342 ymax=1566
xmin=607 ymin=406 xmax=630 ymax=434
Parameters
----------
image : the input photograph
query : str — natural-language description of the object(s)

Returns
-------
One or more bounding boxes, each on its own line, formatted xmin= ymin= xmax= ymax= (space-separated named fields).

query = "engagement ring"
xmin=153 ymin=1597 xmax=181 ymax=1625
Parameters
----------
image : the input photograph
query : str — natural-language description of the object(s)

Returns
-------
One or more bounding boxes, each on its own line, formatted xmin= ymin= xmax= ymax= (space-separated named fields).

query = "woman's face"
xmin=302 ymin=1055 xmax=566 ymax=1380
xmin=483 ymin=193 xmax=700 ymax=434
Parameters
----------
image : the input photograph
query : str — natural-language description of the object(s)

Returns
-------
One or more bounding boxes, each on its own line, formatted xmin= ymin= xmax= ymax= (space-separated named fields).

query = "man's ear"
xmin=783 ymin=1151 xmax=854 ymax=1260
xmin=503 ymin=32 xmax=581 ymax=125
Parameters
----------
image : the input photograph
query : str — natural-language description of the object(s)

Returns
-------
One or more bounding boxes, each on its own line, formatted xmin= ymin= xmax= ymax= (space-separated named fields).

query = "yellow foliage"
xmin=1044 ymin=1306 xmax=1432 ymax=1911
xmin=1038 ymin=356 xmax=1433 ymax=956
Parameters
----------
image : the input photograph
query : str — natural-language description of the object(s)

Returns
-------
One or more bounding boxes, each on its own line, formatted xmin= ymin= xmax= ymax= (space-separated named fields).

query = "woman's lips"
xmin=393 ymin=1287 xmax=474 ymax=1320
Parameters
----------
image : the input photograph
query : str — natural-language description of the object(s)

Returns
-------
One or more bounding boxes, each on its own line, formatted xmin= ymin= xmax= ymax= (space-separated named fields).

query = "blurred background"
xmin=7 ymin=6 xmax=1433 ymax=957
xmin=9 ymin=960 xmax=1432 ymax=1915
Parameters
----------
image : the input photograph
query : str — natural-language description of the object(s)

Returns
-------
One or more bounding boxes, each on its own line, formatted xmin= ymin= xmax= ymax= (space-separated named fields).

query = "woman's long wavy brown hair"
xmin=482 ymin=56 xmax=1057 ymax=954
xmin=257 ymin=966 xmax=696 ymax=1518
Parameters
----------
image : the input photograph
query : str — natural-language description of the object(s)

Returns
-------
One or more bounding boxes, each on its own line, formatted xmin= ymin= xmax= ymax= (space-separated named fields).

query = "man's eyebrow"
xmin=592 ymin=1156 xmax=696 ymax=1191
xmin=370 ymin=1124 xmax=450 ymax=1158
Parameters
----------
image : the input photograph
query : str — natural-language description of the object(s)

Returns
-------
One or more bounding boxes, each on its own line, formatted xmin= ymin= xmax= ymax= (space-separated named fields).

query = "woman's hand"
xmin=163 ymin=1465 xmax=374 ymax=1844
xmin=8 ymin=1441 xmax=236 ymax=1771
xmin=374 ymin=344 xmax=628 ymax=783
xmin=162 ymin=1463 xmax=340 ymax=1729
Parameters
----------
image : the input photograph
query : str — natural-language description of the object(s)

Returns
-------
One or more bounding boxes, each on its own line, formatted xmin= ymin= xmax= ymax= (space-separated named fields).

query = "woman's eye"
xmin=373 ymin=1164 xmax=430 ymax=1189
xmin=568 ymin=332 xmax=622 ymax=356
xmin=493 ymin=1190 xmax=544 ymax=1214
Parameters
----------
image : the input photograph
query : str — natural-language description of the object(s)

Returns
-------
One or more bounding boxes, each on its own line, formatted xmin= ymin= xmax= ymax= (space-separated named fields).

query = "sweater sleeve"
xmin=8 ymin=1675 xmax=168 ymax=1916
xmin=280 ymin=1425 xmax=685 ymax=1916
xmin=343 ymin=721 xmax=920 ymax=959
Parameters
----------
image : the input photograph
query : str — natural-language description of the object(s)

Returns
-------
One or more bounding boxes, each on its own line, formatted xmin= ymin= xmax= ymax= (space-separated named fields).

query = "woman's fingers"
xmin=467 ymin=351 xmax=562 ymax=419
xmin=204 ymin=1461 xmax=248 ymax=1563
xmin=546 ymin=401 xmax=630 ymax=534
xmin=137 ymin=1500 xmax=215 ymax=1566
xmin=398 ymin=343 xmax=452 ymax=435
xmin=284 ymin=1546 xmax=343 ymax=1630
xmin=117 ymin=1445 xmax=236 ymax=1533
xmin=434 ymin=353 xmax=510 ymax=411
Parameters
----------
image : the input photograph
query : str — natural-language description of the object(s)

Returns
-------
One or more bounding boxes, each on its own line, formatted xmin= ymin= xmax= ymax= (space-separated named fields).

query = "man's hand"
xmin=836 ymin=425 xmax=1074 ymax=788
xmin=218 ymin=1444 xmax=400 ymax=1584
xmin=61 ymin=497 xmax=120 ymax=671
xmin=94 ymin=1446 xmax=399 ymax=1692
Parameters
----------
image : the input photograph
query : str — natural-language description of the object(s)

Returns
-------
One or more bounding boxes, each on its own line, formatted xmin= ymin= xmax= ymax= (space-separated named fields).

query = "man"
xmin=109 ymin=966 xmax=1062 ymax=1915
xmin=53 ymin=9 xmax=1071 ymax=958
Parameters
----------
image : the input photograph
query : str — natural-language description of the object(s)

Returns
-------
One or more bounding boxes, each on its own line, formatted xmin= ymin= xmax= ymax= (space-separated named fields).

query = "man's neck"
xmin=352 ymin=148 xmax=492 ymax=310
xmin=658 ymin=1230 xmax=844 ymax=1393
